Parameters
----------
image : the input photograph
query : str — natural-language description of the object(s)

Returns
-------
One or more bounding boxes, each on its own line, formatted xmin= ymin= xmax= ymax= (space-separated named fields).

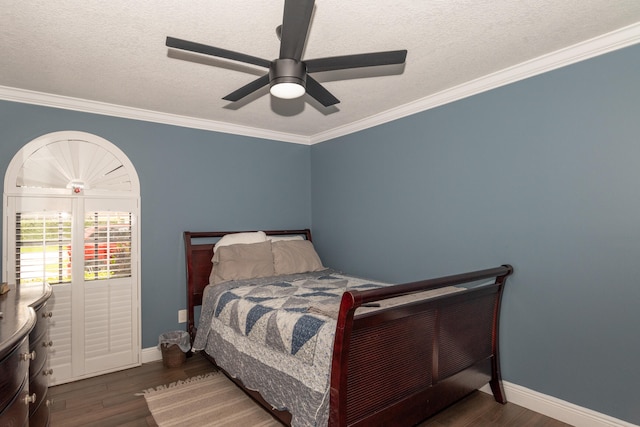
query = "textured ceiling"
xmin=2 ymin=0 xmax=640 ymax=143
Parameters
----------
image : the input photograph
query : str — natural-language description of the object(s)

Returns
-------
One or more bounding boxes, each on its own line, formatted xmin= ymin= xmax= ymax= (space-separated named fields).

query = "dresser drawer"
xmin=30 ymin=301 xmax=52 ymax=345
xmin=29 ymin=300 xmax=53 ymax=426
xmin=0 ymin=336 xmax=31 ymax=411
xmin=2 ymin=283 xmax=51 ymax=427
xmin=29 ymin=367 xmax=49 ymax=417
xmin=0 ymin=373 xmax=30 ymax=427
xmin=29 ymin=335 xmax=50 ymax=378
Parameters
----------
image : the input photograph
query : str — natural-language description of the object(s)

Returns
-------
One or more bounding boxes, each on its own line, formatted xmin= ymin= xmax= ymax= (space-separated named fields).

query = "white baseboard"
xmin=141 ymin=346 xmax=162 ymax=364
xmin=480 ymin=383 xmax=637 ymax=427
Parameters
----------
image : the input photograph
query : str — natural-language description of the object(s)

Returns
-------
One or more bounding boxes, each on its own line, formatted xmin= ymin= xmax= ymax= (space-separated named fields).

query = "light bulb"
xmin=270 ymin=82 xmax=305 ymax=99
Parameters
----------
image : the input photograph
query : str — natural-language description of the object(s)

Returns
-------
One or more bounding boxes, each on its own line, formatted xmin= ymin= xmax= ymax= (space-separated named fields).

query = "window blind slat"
xmin=15 ymin=210 xmax=132 ymax=284
xmin=83 ymin=211 xmax=132 ymax=281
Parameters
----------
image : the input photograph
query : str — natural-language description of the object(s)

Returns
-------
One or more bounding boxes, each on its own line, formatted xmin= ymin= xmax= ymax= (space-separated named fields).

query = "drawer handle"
xmin=42 ymin=311 xmax=53 ymax=318
xmin=24 ymin=393 xmax=37 ymax=405
xmin=21 ymin=351 xmax=36 ymax=361
xmin=43 ymin=369 xmax=54 ymax=376
xmin=46 ymin=399 xmax=54 ymax=407
xmin=42 ymin=340 xmax=54 ymax=347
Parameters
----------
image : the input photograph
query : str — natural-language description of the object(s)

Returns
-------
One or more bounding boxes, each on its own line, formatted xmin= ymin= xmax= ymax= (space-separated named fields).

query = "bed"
xmin=184 ymin=229 xmax=513 ymax=427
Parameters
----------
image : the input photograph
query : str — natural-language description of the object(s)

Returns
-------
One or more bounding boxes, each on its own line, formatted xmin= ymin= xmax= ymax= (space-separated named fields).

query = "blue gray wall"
xmin=311 ymin=44 xmax=640 ymax=424
xmin=0 ymin=101 xmax=312 ymax=350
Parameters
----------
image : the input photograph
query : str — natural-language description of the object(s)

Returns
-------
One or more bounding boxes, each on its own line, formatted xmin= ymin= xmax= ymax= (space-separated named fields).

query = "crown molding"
xmin=1 ymin=22 xmax=639 ymax=147
xmin=0 ymin=86 xmax=310 ymax=145
xmin=309 ymin=21 xmax=640 ymax=144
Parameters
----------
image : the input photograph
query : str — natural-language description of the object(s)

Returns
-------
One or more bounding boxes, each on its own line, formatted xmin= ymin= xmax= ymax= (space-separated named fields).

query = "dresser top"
xmin=0 ymin=283 xmax=51 ymax=360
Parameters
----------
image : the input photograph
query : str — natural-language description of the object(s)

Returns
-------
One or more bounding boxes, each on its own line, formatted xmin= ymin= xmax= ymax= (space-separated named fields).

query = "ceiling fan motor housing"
xmin=269 ymin=58 xmax=307 ymax=89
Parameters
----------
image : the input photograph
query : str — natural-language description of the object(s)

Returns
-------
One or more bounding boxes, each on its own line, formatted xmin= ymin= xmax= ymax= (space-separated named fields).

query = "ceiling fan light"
xmin=269 ymin=58 xmax=307 ymax=100
xmin=270 ymin=82 xmax=306 ymax=99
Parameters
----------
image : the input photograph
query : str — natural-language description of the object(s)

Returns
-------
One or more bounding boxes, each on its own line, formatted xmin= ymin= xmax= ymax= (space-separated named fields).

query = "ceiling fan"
xmin=166 ymin=0 xmax=407 ymax=107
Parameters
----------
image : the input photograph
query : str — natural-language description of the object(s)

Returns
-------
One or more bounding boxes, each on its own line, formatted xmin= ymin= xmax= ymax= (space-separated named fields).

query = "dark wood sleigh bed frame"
xmin=184 ymin=229 xmax=513 ymax=427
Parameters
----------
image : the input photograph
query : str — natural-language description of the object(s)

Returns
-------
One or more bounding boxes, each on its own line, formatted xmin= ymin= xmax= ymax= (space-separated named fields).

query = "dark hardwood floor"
xmin=48 ymin=352 xmax=571 ymax=426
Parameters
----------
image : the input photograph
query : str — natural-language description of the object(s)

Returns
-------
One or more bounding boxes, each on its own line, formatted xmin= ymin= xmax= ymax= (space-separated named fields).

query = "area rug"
xmin=140 ymin=373 xmax=281 ymax=426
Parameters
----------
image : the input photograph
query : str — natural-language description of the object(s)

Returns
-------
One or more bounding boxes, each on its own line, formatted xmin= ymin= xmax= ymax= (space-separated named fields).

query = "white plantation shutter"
xmin=15 ymin=136 xmax=134 ymax=193
xmin=82 ymin=211 xmax=133 ymax=281
xmin=9 ymin=202 xmax=133 ymax=285
xmin=8 ymin=197 xmax=72 ymax=285
xmin=84 ymin=280 xmax=134 ymax=371
xmin=8 ymin=202 xmax=138 ymax=383
xmin=14 ymin=210 xmax=72 ymax=285
xmin=3 ymin=131 xmax=140 ymax=385
xmin=80 ymin=198 xmax=138 ymax=377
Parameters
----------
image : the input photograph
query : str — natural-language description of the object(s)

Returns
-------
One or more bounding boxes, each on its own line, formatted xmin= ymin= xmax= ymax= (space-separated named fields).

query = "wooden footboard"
xmin=329 ymin=265 xmax=512 ymax=427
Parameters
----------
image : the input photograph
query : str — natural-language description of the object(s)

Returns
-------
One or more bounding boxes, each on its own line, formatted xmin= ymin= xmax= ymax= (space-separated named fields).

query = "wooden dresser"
xmin=0 ymin=283 xmax=53 ymax=427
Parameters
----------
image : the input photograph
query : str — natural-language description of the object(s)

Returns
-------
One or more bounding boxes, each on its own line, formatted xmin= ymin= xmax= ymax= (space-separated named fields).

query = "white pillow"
xmin=267 ymin=235 xmax=304 ymax=242
xmin=213 ymin=231 xmax=267 ymax=255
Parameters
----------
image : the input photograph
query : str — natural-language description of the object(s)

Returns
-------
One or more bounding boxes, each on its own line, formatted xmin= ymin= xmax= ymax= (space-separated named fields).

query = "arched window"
xmin=3 ymin=131 xmax=141 ymax=384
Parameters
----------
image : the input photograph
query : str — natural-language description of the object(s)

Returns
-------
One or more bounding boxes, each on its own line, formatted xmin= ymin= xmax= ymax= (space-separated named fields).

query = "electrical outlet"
xmin=178 ymin=309 xmax=187 ymax=323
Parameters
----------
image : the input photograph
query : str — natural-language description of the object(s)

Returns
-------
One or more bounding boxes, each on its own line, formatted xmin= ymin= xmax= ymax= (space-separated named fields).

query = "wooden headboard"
xmin=183 ymin=229 xmax=312 ymax=342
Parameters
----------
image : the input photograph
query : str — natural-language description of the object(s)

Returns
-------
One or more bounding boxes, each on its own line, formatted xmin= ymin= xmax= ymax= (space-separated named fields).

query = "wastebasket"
xmin=158 ymin=331 xmax=190 ymax=368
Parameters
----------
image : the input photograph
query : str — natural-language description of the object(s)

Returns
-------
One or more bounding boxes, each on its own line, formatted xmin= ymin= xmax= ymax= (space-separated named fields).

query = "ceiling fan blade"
xmin=279 ymin=0 xmax=314 ymax=61
xmin=166 ymin=36 xmax=271 ymax=68
xmin=305 ymin=50 xmax=407 ymax=73
xmin=305 ymin=76 xmax=340 ymax=107
xmin=222 ymin=74 xmax=270 ymax=102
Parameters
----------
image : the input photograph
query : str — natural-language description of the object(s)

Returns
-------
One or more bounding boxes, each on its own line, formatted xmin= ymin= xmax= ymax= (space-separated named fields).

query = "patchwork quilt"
xmin=192 ymin=270 xmax=466 ymax=426
xmin=196 ymin=271 xmax=386 ymax=365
